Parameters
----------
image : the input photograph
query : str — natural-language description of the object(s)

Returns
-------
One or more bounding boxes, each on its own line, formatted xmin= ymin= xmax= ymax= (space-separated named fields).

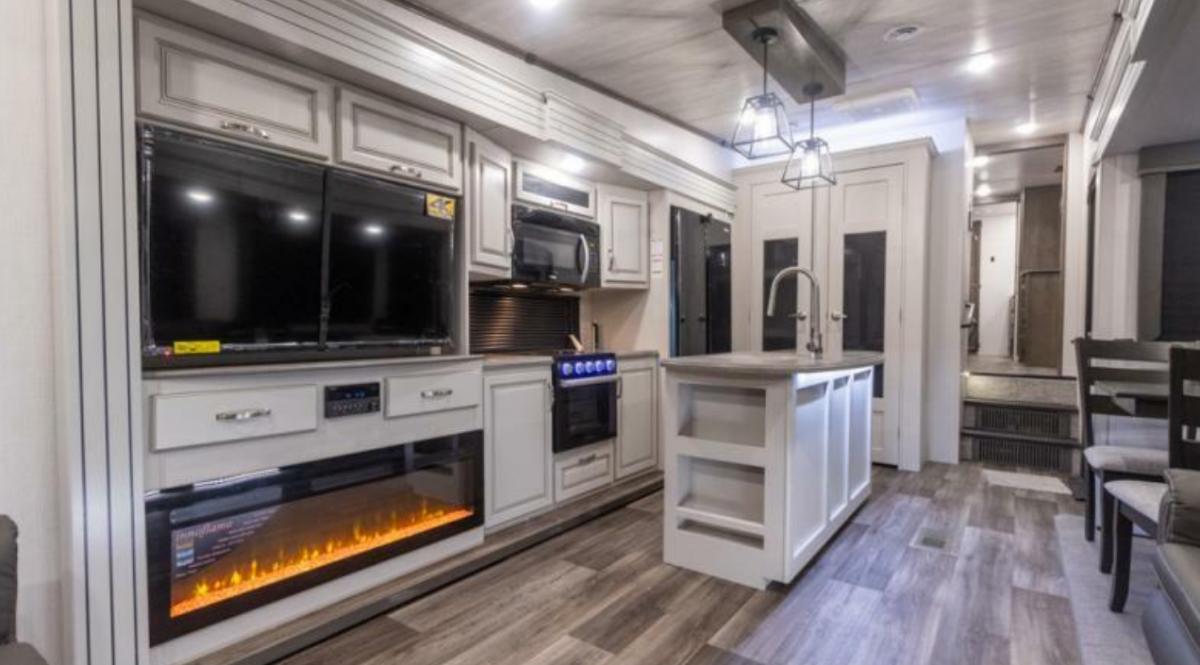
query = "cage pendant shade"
xmin=782 ymin=137 xmax=836 ymax=188
xmin=731 ymin=93 xmax=794 ymax=159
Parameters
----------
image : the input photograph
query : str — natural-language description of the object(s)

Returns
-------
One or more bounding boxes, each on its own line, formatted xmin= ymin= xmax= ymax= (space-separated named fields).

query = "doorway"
xmin=967 ymin=143 xmax=1067 ymax=377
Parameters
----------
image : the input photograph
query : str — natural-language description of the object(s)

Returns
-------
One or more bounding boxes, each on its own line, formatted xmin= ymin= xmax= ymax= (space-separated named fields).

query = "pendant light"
xmin=730 ymin=27 xmax=793 ymax=160
xmin=782 ymin=82 xmax=836 ymax=189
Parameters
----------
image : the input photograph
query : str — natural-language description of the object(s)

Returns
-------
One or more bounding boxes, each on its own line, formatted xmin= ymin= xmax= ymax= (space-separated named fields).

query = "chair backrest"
xmin=1074 ymin=338 xmax=1173 ymax=448
xmin=0 ymin=515 xmax=16 ymax=645
xmin=1170 ymin=346 xmax=1200 ymax=470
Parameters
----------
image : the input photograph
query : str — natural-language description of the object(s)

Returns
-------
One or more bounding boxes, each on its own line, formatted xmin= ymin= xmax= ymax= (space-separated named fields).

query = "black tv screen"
xmin=324 ymin=171 xmax=454 ymax=347
xmin=139 ymin=128 xmax=325 ymax=356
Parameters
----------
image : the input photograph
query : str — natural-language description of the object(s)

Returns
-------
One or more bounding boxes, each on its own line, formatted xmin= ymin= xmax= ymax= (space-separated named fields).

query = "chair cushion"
xmin=1107 ymin=479 xmax=1167 ymax=522
xmin=1155 ymin=543 xmax=1200 ymax=652
xmin=1084 ymin=445 xmax=1169 ymax=476
xmin=0 ymin=643 xmax=49 ymax=665
xmin=1143 ymin=588 xmax=1200 ymax=665
xmin=1161 ymin=470 xmax=1200 ymax=547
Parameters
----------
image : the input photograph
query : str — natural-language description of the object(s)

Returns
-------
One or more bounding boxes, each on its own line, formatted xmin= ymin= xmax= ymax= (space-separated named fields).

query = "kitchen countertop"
xmin=661 ymin=350 xmax=883 ymax=377
xmin=482 ymin=354 xmax=554 ymax=370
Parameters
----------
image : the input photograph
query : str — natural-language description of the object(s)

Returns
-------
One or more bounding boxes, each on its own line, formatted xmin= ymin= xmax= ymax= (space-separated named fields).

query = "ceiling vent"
xmin=831 ymin=87 xmax=921 ymax=121
xmin=723 ymin=0 xmax=847 ymax=102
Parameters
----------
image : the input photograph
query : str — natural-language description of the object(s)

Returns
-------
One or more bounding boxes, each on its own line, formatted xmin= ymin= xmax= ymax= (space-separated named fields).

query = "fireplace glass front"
xmin=145 ymin=431 xmax=482 ymax=645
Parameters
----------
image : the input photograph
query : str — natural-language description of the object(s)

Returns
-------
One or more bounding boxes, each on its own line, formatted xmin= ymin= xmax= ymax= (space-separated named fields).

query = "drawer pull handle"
xmin=219 ymin=120 xmax=271 ymax=141
xmin=421 ymin=388 xmax=454 ymax=399
xmin=215 ymin=408 xmax=272 ymax=422
xmin=390 ymin=164 xmax=424 ymax=178
xmin=578 ymin=454 xmax=598 ymax=466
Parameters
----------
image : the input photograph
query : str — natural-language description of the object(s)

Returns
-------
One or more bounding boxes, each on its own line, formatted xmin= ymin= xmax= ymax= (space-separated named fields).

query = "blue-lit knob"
xmin=605 ymin=359 xmax=616 ymax=372
xmin=561 ymin=363 xmax=573 ymax=377
xmin=574 ymin=361 xmax=585 ymax=375
xmin=585 ymin=360 xmax=596 ymax=374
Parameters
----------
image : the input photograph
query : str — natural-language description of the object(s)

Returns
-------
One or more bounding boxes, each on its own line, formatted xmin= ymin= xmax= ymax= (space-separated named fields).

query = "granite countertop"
xmin=661 ymin=350 xmax=883 ymax=377
xmin=616 ymin=350 xmax=660 ymax=359
xmin=482 ymin=354 xmax=555 ymax=370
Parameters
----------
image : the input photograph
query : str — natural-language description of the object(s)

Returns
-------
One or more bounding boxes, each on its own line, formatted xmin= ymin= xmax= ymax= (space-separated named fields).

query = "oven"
xmin=511 ymin=204 xmax=601 ymax=289
xmin=552 ymin=353 xmax=618 ymax=452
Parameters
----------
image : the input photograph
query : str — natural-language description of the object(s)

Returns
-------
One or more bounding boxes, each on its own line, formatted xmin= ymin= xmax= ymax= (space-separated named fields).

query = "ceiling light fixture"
xmin=781 ymin=82 xmax=836 ymax=189
xmin=287 ymin=210 xmax=310 ymax=223
xmin=364 ymin=224 xmax=385 ymax=236
xmin=975 ymin=183 xmax=993 ymax=198
xmin=186 ymin=188 xmax=214 ymax=204
xmin=1015 ymin=121 xmax=1038 ymax=136
xmin=730 ymin=27 xmax=793 ymax=160
xmin=560 ymin=154 xmax=586 ymax=174
xmin=969 ymin=155 xmax=991 ymax=168
xmin=965 ymin=53 xmax=996 ymax=75
xmin=529 ymin=0 xmax=560 ymax=10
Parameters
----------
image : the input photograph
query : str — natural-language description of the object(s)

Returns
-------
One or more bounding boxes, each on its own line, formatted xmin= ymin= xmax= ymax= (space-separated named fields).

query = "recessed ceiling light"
xmin=529 ymin=0 xmax=560 ymax=10
xmin=287 ymin=210 xmax=310 ymax=223
xmin=560 ymin=154 xmax=586 ymax=174
xmin=364 ymin=224 xmax=385 ymax=236
xmin=969 ymin=155 xmax=990 ymax=168
xmin=978 ymin=170 xmax=990 ymax=181
xmin=1015 ymin=121 xmax=1038 ymax=136
xmin=975 ymin=183 xmax=993 ymax=198
xmin=186 ymin=188 xmax=214 ymax=204
xmin=883 ymin=25 xmax=923 ymax=42
xmin=964 ymin=53 xmax=995 ymax=75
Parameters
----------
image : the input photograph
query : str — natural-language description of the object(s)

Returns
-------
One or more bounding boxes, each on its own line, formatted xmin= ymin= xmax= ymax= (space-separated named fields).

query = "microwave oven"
xmin=510 ymin=204 xmax=600 ymax=289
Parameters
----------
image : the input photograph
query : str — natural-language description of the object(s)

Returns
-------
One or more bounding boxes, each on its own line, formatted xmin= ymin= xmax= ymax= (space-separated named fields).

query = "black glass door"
xmin=553 ymin=382 xmax=617 ymax=452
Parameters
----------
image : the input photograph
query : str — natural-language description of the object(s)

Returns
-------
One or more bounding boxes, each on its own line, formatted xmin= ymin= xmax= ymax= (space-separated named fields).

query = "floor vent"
xmin=976 ymin=405 xmax=1071 ymax=438
xmin=913 ymin=528 xmax=949 ymax=551
xmin=971 ymin=437 xmax=1073 ymax=473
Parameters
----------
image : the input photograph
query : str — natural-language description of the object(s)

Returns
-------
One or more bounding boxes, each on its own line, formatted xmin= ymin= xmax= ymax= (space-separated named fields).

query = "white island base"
xmin=661 ymin=351 xmax=881 ymax=589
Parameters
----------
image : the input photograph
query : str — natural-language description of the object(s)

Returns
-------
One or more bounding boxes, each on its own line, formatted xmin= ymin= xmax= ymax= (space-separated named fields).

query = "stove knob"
xmin=561 ymin=363 xmax=573 ymax=377
xmin=605 ymin=359 xmax=616 ymax=373
xmin=584 ymin=360 xmax=596 ymax=374
xmin=574 ymin=361 xmax=585 ymax=375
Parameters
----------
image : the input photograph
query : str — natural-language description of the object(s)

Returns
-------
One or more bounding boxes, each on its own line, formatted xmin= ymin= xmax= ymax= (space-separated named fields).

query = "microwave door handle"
xmin=577 ymin=233 xmax=590 ymax=284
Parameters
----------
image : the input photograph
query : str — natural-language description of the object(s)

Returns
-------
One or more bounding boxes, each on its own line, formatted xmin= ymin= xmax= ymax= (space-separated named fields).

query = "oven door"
xmin=511 ymin=208 xmax=599 ymax=287
xmin=553 ymin=378 xmax=617 ymax=452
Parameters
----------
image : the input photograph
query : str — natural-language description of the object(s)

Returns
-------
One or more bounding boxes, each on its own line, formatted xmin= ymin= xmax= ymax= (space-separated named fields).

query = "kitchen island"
xmin=660 ymin=350 xmax=882 ymax=588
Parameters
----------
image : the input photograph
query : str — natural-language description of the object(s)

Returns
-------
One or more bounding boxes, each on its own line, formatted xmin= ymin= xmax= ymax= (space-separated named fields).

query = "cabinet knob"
xmin=831 ymin=311 xmax=849 ymax=322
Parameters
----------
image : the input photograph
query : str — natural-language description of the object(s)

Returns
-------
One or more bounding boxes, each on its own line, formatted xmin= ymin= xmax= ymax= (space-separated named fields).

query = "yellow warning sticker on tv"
xmin=173 ymin=340 xmax=221 ymax=355
xmin=426 ymin=194 xmax=456 ymax=221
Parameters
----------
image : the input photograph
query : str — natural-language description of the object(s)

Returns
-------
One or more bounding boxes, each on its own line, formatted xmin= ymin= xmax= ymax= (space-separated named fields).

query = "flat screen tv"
xmin=138 ymin=126 xmax=457 ymax=368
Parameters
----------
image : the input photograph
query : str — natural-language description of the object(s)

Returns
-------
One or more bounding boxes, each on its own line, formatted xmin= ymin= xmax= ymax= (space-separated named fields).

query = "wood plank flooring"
xmin=281 ymin=464 xmax=1089 ymax=665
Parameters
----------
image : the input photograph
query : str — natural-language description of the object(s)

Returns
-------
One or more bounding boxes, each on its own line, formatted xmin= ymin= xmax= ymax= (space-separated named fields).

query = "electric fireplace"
xmin=145 ymin=432 xmax=483 ymax=645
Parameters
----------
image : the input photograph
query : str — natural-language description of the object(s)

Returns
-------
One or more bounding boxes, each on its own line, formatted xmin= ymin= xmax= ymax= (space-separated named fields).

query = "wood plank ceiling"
xmin=403 ymin=0 xmax=1119 ymax=147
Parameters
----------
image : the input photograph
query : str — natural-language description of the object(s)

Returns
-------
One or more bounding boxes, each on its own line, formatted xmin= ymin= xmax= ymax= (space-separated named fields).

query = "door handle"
xmin=219 ymin=121 xmax=270 ymax=141
xmin=577 ymin=233 xmax=590 ymax=284
xmin=831 ymin=311 xmax=848 ymax=322
xmin=215 ymin=408 xmax=272 ymax=422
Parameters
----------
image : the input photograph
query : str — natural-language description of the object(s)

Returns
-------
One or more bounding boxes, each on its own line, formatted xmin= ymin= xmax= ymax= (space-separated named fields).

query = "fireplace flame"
xmin=170 ymin=504 xmax=474 ymax=618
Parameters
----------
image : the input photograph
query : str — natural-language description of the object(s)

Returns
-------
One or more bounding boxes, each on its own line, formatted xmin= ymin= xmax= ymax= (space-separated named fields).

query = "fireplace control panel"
xmin=324 ymin=382 xmax=381 ymax=419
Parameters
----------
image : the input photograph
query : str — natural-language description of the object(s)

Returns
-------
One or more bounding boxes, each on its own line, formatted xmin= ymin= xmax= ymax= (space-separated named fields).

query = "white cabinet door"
xmin=483 ymin=367 xmax=554 ymax=527
xmin=598 ymin=186 xmax=650 ymax=288
xmin=616 ymin=357 xmax=658 ymax=478
xmin=336 ymin=88 xmax=462 ymax=192
xmin=465 ymin=129 xmax=512 ymax=279
xmin=136 ymin=17 xmax=334 ymax=158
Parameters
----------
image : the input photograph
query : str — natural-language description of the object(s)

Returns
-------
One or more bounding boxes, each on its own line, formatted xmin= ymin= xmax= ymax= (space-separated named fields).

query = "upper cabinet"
xmin=598 ymin=185 xmax=650 ymax=289
xmin=514 ymin=160 xmax=596 ymax=219
xmin=465 ymin=129 xmax=513 ymax=279
xmin=335 ymin=88 xmax=463 ymax=193
xmin=136 ymin=17 xmax=334 ymax=159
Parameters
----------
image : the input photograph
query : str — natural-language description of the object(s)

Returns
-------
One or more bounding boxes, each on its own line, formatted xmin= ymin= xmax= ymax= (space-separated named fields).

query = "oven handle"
xmin=577 ymin=233 xmax=590 ymax=284
xmin=557 ymin=375 xmax=619 ymax=388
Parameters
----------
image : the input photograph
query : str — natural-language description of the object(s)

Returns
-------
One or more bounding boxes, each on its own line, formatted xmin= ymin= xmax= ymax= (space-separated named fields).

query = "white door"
xmin=748 ymin=180 xmax=823 ymax=352
xmin=465 ymin=129 xmax=512 ymax=279
xmin=599 ymin=186 xmax=650 ymax=288
xmin=615 ymin=358 xmax=657 ymax=478
xmin=826 ymin=165 xmax=904 ymax=466
xmin=483 ymin=368 xmax=554 ymax=526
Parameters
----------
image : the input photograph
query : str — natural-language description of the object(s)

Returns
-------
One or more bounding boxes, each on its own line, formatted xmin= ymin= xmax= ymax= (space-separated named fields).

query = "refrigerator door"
xmin=671 ymin=206 xmax=709 ymax=356
xmin=705 ymin=220 xmax=732 ymax=354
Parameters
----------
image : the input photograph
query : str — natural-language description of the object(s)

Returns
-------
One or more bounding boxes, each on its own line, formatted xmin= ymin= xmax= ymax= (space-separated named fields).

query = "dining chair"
xmin=1108 ymin=346 xmax=1200 ymax=611
xmin=1075 ymin=338 xmax=1173 ymax=574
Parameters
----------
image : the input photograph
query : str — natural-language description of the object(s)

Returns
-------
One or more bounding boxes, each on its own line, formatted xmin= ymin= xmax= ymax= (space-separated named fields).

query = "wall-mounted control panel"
xmin=324 ymin=382 xmax=381 ymax=418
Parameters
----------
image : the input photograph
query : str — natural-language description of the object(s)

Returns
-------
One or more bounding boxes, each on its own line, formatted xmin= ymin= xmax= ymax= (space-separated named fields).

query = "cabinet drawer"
xmin=554 ymin=442 xmax=615 ymax=503
xmin=136 ymin=17 xmax=334 ymax=158
xmin=385 ymin=370 xmax=481 ymax=419
xmin=151 ymin=385 xmax=319 ymax=451
xmin=337 ymin=88 xmax=463 ymax=192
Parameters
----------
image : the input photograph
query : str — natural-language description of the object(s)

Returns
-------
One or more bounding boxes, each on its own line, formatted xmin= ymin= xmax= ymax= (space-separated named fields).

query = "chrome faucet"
xmin=766 ymin=266 xmax=823 ymax=356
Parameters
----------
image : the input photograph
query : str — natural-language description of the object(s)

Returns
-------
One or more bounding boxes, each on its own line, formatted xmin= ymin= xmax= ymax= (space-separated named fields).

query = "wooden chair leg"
xmin=1109 ymin=506 xmax=1133 ymax=612
xmin=1100 ymin=481 xmax=1115 ymax=573
xmin=1084 ymin=465 xmax=1096 ymax=542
